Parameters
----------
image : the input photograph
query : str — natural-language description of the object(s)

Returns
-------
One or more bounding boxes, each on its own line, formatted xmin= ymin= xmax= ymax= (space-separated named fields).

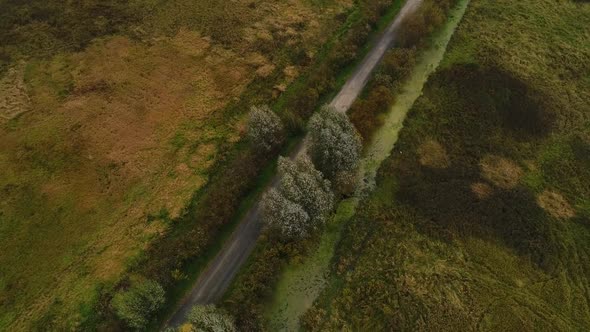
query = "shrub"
xmin=349 ymin=85 xmax=393 ymax=140
xmin=309 ymin=106 xmax=362 ymax=180
xmin=247 ymin=105 xmax=285 ymax=152
xmin=186 ymin=304 xmax=236 ymax=332
xmin=111 ymin=280 xmax=165 ymax=330
xmin=293 ymin=88 xmax=320 ymax=119
xmin=381 ymin=47 xmax=417 ymax=83
xmin=398 ymin=0 xmax=454 ymax=47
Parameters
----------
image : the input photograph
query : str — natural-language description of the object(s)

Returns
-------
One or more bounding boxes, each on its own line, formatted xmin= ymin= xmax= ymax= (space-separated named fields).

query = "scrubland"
xmin=304 ymin=0 xmax=590 ymax=330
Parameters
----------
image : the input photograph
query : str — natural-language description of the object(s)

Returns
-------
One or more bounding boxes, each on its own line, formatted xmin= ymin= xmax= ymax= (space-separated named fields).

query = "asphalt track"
xmin=164 ymin=0 xmax=423 ymax=328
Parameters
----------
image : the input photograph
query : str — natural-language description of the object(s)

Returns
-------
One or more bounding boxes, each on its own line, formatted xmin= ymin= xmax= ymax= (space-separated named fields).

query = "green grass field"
xmin=304 ymin=0 xmax=590 ymax=330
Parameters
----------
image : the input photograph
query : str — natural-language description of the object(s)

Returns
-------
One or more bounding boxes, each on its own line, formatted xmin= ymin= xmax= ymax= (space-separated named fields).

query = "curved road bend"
xmin=164 ymin=0 xmax=423 ymax=328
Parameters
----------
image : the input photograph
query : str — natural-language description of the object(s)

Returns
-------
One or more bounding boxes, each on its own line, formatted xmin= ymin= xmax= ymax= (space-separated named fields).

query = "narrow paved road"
xmin=164 ymin=0 xmax=422 ymax=328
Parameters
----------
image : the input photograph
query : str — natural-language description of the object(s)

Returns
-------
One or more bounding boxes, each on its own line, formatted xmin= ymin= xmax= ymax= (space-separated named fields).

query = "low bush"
xmin=137 ymin=146 xmax=267 ymax=287
xmin=398 ymin=0 xmax=455 ymax=47
xmin=185 ymin=305 xmax=236 ymax=332
xmin=247 ymin=105 xmax=285 ymax=152
xmin=111 ymin=280 xmax=165 ymax=330
xmin=349 ymin=85 xmax=393 ymax=140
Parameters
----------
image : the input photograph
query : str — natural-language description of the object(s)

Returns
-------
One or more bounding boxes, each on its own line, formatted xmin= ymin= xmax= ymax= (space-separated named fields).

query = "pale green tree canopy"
xmin=247 ymin=105 xmax=284 ymax=152
xmin=308 ymin=105 xmax=362 ymax=180
xmin=262 ymin=156 xmax=334 ymax=238
xmin=187 ymin=304 xmax=236 ymax=332
xmin=111 ymin=279 xmax=165 ymax=330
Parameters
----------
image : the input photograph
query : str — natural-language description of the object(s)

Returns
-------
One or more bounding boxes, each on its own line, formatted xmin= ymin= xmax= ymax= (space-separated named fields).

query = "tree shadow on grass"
xmin=388 ymin=63 xmax=560 ymax=271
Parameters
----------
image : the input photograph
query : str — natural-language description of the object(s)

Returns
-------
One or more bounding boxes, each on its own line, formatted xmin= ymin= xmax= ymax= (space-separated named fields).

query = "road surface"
xmin=164 ymin=0 xmax=423 ymax=328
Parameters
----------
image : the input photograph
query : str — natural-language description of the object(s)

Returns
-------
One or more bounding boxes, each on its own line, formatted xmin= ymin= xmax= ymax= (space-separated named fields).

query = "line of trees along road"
xmin=107 ymin=0 xmax=459 ymax=329
xmin=162 ymin=105 xmax=361 ymax=330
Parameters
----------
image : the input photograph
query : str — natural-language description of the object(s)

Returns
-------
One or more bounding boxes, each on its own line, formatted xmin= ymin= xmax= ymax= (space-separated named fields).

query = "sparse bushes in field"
xmin=262 ymin=156 xmax=334 ymax=238
xmin=247 ymin=105 xmax=285 ymax=152
xmin=186 ymin=304 xmax=236 ymax=332
xmin=309 ymin=106 xmax=362 ymax=181
xmin=111 ymin=279 xmax=165 ymax=330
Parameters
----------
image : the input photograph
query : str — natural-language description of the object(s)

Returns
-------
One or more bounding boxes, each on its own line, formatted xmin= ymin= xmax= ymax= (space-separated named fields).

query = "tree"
xmin=278 ymin=156 xmax=333 ymax=225
xmin=186 ymin=304 xmax=236 ymax=332
xmin=261 ymin=156 xmax=334 ymax=238
xmin=262 ymin=188 xmax=310 ymax=238
xmin=309 ymin=105 xmax=362 ymax=180
xmin=111 ymin=279 xmax=165 ymax=330
xmin=247 ymin=105 xmax=284 ymax=152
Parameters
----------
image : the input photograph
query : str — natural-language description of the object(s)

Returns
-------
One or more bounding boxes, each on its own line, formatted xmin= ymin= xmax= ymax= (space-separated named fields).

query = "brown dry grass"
xmin=0 ymin=0 xmax=354 ymax=329
xmin=471 ymin=182 xmax=493 ymax=200
xmin=417 ymin=139 xmax=450 ymax=168
xmin=0 ymin=62 xmax=30 ymax=120
xmin=537 ymin=190 xmax=575 ymax=220
xmin=479 ymin=155 xmax=523 ymax=189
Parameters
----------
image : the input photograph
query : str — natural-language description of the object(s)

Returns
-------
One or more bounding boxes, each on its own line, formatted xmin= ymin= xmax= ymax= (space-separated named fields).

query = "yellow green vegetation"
xmin=304 ymin=0 xmax=590 ymax=330
xmin=0 ymin=0 xmax=366 ymax=330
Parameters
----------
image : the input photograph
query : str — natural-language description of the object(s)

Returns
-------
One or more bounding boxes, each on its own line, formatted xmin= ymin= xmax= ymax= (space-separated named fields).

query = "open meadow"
xmin=0 ymin=0 xmax=368 ymax=329
xmin=304 ymin=0 xmax=590 ymax=330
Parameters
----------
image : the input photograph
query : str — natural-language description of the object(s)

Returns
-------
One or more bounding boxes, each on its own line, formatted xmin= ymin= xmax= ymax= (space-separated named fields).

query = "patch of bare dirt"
xmin=537 ymin=190 xmax=575 ymax=219
xmin=480 ymin=155 xmax=523 ymax=189
xmin=418 ymin=139 xmax=450 ymax=168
